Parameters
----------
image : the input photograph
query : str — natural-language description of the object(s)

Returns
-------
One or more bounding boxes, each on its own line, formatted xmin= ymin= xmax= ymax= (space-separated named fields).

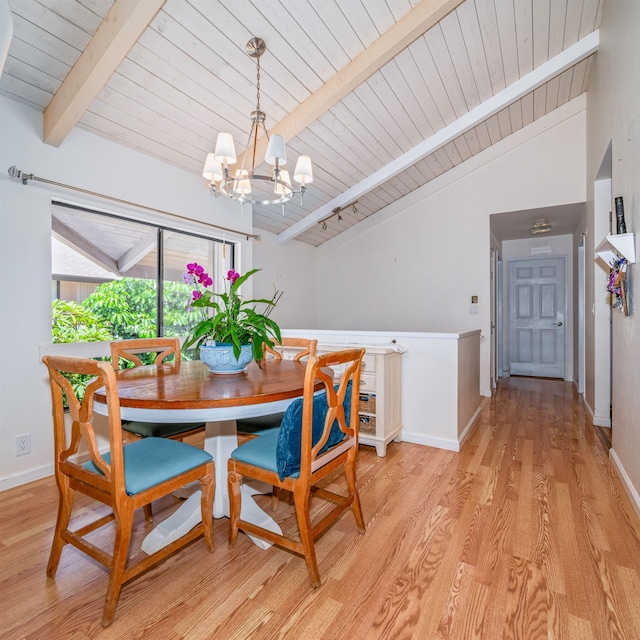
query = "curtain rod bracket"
xmin=8 ymin=165 xmax=34 ymax=185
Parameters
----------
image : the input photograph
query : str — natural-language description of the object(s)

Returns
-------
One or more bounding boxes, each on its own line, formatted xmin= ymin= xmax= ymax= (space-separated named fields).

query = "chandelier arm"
xmin=250 ymin=119 xmax=261 ymax=174
xmin=237 ymin=119 xmax=257 ymax=176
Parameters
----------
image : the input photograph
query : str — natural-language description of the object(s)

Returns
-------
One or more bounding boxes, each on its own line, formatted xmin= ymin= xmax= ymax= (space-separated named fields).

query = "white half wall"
xmin=315 ymin=96 xmax=587 ymax=398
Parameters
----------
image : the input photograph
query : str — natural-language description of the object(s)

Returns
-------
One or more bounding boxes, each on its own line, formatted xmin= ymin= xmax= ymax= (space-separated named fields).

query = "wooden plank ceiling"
xmin=1 ymin=0 xmax=602 ymax=247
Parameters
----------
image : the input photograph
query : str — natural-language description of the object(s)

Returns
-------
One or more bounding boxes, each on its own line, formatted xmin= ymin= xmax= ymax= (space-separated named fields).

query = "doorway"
xmin=507 ymin=256 xmax=566 ymax=378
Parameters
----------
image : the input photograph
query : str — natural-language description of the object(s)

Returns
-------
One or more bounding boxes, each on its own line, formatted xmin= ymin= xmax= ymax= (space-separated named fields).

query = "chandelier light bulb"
xmin=265 ymin=134 xmax=287 ymax=166
xmin=233 ymin=169 xmax=251 ymax=195
xmin=214 ymin=132 xmax=237 ymax=166
xmin=274 ymin=169 xmax=291 ymax=195
xmin=202 ymin=153 xmax=223 ymax=182
xmin=293 ymin=155 xmax=313 ymax=184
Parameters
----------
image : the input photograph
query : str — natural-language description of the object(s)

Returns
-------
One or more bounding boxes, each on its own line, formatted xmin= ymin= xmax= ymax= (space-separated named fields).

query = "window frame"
xmin=51 ymin=201 xmax=236 ymax=342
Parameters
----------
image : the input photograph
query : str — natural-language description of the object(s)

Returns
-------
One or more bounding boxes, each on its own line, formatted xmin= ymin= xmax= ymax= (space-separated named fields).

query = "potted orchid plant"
xmin=182 ymin=263 xmax=281 ymax=371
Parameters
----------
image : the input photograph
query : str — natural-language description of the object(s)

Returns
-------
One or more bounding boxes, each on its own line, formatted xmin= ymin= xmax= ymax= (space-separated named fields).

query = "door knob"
xmin=554 ymin=321 xmax=563 ymax=326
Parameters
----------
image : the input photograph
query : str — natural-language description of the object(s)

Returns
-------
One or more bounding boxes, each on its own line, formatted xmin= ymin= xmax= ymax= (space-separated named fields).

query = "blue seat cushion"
xmin=83 ymin=437 xmax=212 ymax=495
xmin=236 ymin=412 xmax=285 ymax=435
xmin=230 ymin=429 xmax=294 ymax=476
xmin=275 ymin=382 xmax=352 ymax=481
xmin=122 ymin=420 xmax=205 ymax=439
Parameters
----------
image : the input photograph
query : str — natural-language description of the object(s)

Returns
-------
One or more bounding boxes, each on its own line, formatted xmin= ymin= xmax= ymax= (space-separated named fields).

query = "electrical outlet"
xmin=15 ymin=434 xmax=31 ymax=456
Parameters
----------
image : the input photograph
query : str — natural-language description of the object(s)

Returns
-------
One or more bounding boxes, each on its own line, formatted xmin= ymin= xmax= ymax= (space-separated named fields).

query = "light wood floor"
xmin=2 ymin=377 xmax=640 ymax=639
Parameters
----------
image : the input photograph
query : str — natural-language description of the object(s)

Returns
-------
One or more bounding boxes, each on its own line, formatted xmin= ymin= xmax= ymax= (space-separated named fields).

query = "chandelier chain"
xmin=255 ymin=55 xmax=261 ymax=112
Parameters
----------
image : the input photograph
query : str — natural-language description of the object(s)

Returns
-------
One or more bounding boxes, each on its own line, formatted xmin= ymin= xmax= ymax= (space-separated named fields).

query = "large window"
xmin=51 ymin=203 xmax=234 ymax=345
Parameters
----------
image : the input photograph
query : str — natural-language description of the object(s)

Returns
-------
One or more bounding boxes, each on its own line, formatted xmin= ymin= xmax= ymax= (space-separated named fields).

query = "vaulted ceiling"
xmin=1 ymin=0 xmax=601 ymax=246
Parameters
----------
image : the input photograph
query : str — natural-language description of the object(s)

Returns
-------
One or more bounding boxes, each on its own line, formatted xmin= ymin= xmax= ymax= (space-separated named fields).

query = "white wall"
xmin=315 ymin=96 xmax=587 ymax=397
xmin=501 ymin=234 xmax=575 ymax=382
xmin=252 ymin=229 xmax=317 ymax=329
xmin=0 ymin=95 xmax=314 ymax=488
xmin=586 ymin=0 xmax=640 ymax=514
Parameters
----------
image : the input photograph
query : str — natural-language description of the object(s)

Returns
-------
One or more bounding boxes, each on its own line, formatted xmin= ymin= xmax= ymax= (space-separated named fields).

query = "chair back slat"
xmin=42 ymin=355 xmax=124 ymax=485
xmin=299 ymin=348 xmax=364 ymax=477
xmin=110 ymin=338 xmax=181 ymax=371
xmin=310 ymin=356 xmax=361 ymax=458
xmin=264 ymin=337 xmax=318 ymax=362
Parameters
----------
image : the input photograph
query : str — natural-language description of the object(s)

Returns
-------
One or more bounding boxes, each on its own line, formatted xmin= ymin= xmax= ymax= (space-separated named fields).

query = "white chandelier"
xmin=202 ymin=37 xmax=313 ymax=206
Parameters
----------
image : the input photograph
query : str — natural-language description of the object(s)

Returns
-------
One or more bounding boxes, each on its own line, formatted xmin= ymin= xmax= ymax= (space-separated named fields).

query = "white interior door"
xmin=508 ymin=257 xmax=566 ymax=378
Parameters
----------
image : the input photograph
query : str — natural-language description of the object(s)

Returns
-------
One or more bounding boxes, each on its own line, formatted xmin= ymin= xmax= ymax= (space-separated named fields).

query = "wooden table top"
xmin=94 ymin=358 xmax=321 ymax=411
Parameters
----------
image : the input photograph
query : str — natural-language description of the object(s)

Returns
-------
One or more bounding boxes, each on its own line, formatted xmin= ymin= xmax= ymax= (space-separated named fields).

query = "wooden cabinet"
xmin=277 ymin=342 xmax=402 ymax=457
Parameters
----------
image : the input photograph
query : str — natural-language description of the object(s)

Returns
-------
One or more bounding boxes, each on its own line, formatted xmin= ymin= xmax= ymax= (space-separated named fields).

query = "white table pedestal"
xmin=141 ymin=420 xmax=281 ymax=554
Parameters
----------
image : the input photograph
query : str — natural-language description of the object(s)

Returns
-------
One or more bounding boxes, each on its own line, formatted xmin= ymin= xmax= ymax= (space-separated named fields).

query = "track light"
xmin=318 ymin=200 xmax=359 ymax=231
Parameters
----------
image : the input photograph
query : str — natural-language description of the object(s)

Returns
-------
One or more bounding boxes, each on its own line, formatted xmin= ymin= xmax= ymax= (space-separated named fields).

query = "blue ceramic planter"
xmin=199 ymin=343 xmax=253 ymax=374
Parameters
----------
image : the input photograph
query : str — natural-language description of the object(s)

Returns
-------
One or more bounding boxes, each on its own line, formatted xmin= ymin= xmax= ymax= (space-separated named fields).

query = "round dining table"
xmin=93 ymin=357 xmax=324 ymax=553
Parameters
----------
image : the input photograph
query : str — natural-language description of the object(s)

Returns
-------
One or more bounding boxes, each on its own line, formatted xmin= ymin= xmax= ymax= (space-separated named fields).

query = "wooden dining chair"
xmin=110 ymin=338 xmax=206 ymax=443
xmin=236 ymin=337 xmax=318 ymax=439
xmin=228 ymin=347 xmax=366 ymax=587
xmin=42 ymin=355 xmax=215 ymax=627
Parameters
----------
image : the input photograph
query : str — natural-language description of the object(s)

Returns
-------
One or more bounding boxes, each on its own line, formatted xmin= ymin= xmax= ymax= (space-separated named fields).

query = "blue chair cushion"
xmin=236 ymin=412 xmax=285 ymax=435
xmin=122 ymin=420 xmax=205 ymax=439
xmin=275 ymin=382 xmax=352 ymax=481
xmin=83 ymin=437 xmax=212 ymax=496
xmin=230 ymin=428 xmax=294 ymax=476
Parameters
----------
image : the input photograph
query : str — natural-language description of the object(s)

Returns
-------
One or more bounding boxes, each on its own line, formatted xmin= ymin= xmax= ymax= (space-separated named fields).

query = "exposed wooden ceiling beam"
xmin=254 ymin=0 xmax=465 ymax=162
xmin=278 ymin=30 xmax=600 ymax=245
xmin=43 ymin=0 xmax=165 ymax=146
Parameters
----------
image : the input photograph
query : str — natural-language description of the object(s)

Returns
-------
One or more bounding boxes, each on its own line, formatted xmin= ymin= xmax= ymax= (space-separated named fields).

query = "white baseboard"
xmin=609 ymin=448 xmax=640 ymax=521
xmin=0 ymin=462 xmax=54 ymax=491
xmin=401 ymin=402 xmax=482 ymax=453
xmin=459 ymin=406 xmax=482 ymax=448
xmin=581 ymin=398 xmax=611 ymax=427
xmin=401 ymin=431 xmax=461 ymax=452
xmin=583 ymin=397 xmax=611 ymax=427
xmin=582 ymin=398 xmax=595 ymax=422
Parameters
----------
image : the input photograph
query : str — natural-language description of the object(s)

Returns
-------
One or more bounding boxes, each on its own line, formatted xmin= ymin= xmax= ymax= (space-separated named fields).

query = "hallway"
xmin=1 ymin=377 xmax=639 ymax=639
xmin=463 ymin=376 xmax=640 ymax=639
